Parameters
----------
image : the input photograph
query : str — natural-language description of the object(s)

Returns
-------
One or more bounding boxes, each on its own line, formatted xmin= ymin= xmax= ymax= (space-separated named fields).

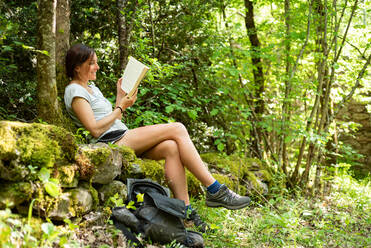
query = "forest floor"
xmin=1 ymin=173 xmax=370 ymax=248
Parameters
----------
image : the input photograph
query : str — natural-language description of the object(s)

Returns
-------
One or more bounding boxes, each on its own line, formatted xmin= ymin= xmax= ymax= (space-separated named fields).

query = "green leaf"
xmin=165 ymin=105 xmax=174 ymax=113
xmin=41 ymin=222 xmax=55 ymax=236
xmin=38 ymin=167 xmax=50 ymax=183
xmin=44 ymin=179 xmax=61 ymax=198
xmin=187 ymin=110 xmax=198 ymax=120
xmin=136 ymin=193 xmax=144 ymax=203
xmin=126 ymin=201 xmax=136 ymax=210
xmin=210 ymin=109 xmax=219 ymax=116
xmin=217 ymin=143 xmax=225 ymax=152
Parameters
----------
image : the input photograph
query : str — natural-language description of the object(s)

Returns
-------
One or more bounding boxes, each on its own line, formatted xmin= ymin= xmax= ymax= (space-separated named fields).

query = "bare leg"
xmin=141 ymin=140 xmax=190 ymax=205
xmin=115 ymin=123 xmax=215 ymax=187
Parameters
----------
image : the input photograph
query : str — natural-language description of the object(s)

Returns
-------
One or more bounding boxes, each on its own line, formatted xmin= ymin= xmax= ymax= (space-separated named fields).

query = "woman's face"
xmin=75 ymin=53 xmax=99 ymax=82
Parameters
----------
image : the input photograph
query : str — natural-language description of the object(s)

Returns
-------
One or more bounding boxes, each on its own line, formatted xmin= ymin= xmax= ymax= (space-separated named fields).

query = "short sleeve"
xmin=64 ymin=84 xmax=91 ymax=110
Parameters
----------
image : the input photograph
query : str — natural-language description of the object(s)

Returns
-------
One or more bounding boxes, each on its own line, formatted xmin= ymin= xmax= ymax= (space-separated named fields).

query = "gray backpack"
xmin=111 ymin=178 xmax=204 ymax=247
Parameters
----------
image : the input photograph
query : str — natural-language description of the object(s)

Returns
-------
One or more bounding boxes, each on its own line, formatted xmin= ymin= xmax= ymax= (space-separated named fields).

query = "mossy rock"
xmin=98 ymin=180 xmax=127 ymax=206
xmin=201 ymin=153 xmax=251 ymax=178
xmin=0 ymin=182 xmax=34 ymax=209
xmin=53 ymin=164 xmax=79 ymax=188
xmin=116 ymin=145 xmax=136 ymax=165
xmin=186 ymin=171 xmax=203 ymax=197
xmin=0 ymin=121 xmax=78 ymax=181
xmin=138 ymin=158 xmax=166 ymax=185
xmin=78 ymin=143 xmax=122 ymax=184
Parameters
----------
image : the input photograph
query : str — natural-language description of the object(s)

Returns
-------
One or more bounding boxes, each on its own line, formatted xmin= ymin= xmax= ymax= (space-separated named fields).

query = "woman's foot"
xmin=205 ymin=184 xmax=251 ymax=210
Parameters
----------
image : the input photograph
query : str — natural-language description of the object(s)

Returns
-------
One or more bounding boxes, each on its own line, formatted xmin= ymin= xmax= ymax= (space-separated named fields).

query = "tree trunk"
xmin=244 ymin=0 xmax=265 ymax=156
xmin=56 ymin=0 xmax=70 ymax=99
xmin=37 ymin=0 xmax=63 ymax=125
xmin=117 ymin=0 xmax=138 ymax=70
xmin=244 ymin=0 xmax=264 ymax=116
xmin=280 ymin=0 xmax=291 ymax=174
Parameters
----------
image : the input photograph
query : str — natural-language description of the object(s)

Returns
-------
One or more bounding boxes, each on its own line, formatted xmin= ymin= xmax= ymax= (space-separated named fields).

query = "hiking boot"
xmin=186 ymin=209 xmax=210 ymax=233
xmin=205 ymin=184 xmax=251 ymax=210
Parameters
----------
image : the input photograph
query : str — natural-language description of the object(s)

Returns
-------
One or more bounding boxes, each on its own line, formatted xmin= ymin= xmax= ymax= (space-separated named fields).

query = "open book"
xmin=121 ymin=56 xmax=150 ymax=97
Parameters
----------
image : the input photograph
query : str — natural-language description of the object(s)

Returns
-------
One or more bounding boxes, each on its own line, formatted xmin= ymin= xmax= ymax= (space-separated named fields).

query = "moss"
xmin=212 ymin=173 xmax=234 ymax=190
xmin=116 ymin=145 xmax=136 ymax=163
xmin=0 ymin=121 xmax=78 ymax=171
xmin=255 ymin=169 xmax=273 ymax=182
xmin=0 ymin=182 xmax=34 ymax=209
xmin=81 ymin=145 xmax=111 ymax=167
xmin=201 ymin=152 xmax=250 ymax=178
xmin=186 ymin=171 xmax=203 ymax=197
xmin=33 ymin=183 xmax=61 ymax=218
xmin=53 ymin=164 xmax=79 ymax=186
xmin=0 ymin=121 xmax=17 ymax=160
xmin=138 ymin=158 xmax=166 ymax=184
xmin=75 ymin=152 xmax=94 ymax=180
xmin=79 ymin=181 xmax=99 ymax=209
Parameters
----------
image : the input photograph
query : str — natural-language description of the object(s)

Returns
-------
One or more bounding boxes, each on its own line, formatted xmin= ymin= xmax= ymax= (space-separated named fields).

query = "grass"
xmin=191 ymin=173 xmax=370 ymax=248
xmin=1 ymin=173 xmax=370 ymax=247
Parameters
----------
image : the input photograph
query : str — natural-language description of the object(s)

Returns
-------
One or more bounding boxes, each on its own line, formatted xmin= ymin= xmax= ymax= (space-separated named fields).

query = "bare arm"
xmin=71 ymin=88 xmax=137 ymax=138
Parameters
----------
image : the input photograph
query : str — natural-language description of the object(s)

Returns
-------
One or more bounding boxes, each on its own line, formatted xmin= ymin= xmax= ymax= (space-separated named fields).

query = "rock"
xmin=0 ymin=121 xmax=78 ymax=181
xmin=120 ymin=162 xmax=144 ymax=181
xmin=46 ymin=187 xmax=94 ymax=221
xmin=0 ymin=158 xmax=30 ymax=181
xmin=98 ymin=180 xmax=127 ymax=204
xmin=79 ymin=143 xmax=122 ymax=184
xmin=47 ymin=192 xmax=74 ymax=221
xmin=0 ymin=182 xmax=34 ymax=209
xmin=69 ymin=187 xmax=94 ymax=215
xmin=81 ymin=210 xmax=106 ymax=227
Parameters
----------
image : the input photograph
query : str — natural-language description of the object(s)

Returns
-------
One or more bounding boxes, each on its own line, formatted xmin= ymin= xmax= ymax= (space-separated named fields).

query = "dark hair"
xmin=65 ymin=44 xmax=95 ymax=79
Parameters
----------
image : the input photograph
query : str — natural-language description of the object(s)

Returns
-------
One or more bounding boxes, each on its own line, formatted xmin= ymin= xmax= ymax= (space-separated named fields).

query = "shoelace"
xmin=225 ymin=188 xmax=240 ymax=201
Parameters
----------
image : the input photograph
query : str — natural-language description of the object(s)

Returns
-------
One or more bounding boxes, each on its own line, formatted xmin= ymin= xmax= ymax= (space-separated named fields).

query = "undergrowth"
xmin=192 ymin=172 xmax=370 ymax=247
xmin=0 ymin=172 xmax=370 ymax=247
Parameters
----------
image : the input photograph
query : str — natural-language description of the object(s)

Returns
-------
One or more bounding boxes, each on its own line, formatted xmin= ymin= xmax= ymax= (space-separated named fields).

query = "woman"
xmin=64 ymin=44 xmax=251 ymax=231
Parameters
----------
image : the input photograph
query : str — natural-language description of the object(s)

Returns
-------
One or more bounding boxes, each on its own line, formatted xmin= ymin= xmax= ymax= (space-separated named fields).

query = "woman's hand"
xmin=118 ymin=88 xmax=137 ymax=109
xmin=116 ymin=77 xmax=126 ymax=98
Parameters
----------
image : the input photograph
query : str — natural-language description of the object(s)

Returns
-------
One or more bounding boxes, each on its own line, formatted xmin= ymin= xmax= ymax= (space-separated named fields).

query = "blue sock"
xmin=207 ymin=180 xmax=221 ymax=194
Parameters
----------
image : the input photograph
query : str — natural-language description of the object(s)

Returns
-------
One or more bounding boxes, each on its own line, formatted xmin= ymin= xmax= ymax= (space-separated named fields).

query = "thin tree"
xmin=117 ymin=0 xmax=139 ymax=70
xmin=244 ymin=0 xmax=265 ymax=156
xmin=37 ymin=0 xmax=63 ymax=125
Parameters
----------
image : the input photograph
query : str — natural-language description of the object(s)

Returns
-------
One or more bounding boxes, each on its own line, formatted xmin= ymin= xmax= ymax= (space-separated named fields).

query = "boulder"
xmin=98 ymin=180 xmax=127 ymax=204
xmin=0 ymin=182 xmax=34 ymax=209
xmin=79 ymin=143 xmax=122 ymax=184
xmin=0 ymin=121 xmax=78 ymax=181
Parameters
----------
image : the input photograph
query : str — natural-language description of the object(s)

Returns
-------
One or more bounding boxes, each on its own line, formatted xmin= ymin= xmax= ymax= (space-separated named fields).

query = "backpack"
xmin=111 ymin=178 xmax=204 ymax=248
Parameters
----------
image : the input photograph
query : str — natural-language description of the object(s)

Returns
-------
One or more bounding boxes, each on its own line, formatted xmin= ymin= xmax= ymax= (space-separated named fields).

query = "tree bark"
xmin=37 ymin=0 xmax=63 ymax=125
xmin=56 ymin=0 xmax=70 ymax=99
xmin=280 ymin=0 xmax=291 ymax=174
xmin=244 ymin=0 xmax=264 ymax=116
xmin=117 ymin=0 xmax=138 ymax=70
xmin=244 ymin=0 xmax=265 ymax=157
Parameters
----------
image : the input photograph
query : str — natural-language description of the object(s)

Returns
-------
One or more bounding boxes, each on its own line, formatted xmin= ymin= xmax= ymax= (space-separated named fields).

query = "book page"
xmin=121 ymin=57 xmax=149 ymax=97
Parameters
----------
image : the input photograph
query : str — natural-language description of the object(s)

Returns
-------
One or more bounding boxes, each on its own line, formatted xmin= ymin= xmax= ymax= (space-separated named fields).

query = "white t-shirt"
xmin=64 ymin=82 xmax=128 ymax=143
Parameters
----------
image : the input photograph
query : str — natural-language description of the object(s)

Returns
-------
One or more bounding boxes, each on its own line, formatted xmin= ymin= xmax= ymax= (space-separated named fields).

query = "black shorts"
xmin=97 ymin=129 xmax=127 ymax=144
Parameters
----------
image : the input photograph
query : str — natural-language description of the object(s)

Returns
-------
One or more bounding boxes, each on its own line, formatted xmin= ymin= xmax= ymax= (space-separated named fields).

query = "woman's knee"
xmin=170 ymin=122 xmax=188 ymax=138
xmin=161 ymin=140 xmax=179 ymax=158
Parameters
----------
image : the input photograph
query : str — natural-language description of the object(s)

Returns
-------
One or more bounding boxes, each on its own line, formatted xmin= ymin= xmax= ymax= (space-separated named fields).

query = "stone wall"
xmin=336 ymin=100 xmax=371 ymax=174
xmin=0 ymin=121 xmax=271 ymax=221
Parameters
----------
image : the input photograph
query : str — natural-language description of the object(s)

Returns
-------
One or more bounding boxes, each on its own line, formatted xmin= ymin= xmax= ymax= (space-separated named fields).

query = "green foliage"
xmin=38 ymin=167 xmax=61 ymax=198
xmin=191 ymin=172 xmax=370 ymax=247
